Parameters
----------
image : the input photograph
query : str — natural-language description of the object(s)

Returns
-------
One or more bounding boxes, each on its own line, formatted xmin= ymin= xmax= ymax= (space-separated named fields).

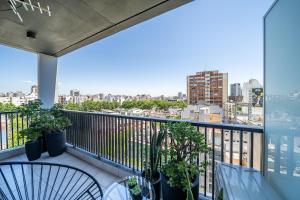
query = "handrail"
xmin=0 ymin=110 xmax=21 ymax=114
xmin=0 ymin=110 xmax=263 ymax=133
xmin=63 ymin=109 xmax=263 ymax=133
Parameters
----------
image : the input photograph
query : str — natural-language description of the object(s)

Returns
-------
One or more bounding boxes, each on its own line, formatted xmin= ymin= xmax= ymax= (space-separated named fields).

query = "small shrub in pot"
xmin=130 ymin=185 xmax=142 ymax=200
xmin=19 ymin=100 xmax=43 ymax=161
xmin=161 ymin=122 xmax=210 ymax=200
xmin=20 ymin=127 xmax=42 ymax=161
xmin=41 ymin=104 xmax=71 ymax=157
xmin=128 ymin=177 xmax=138 ymax=189
xmin=20 ymin=101 xmax=71 ymax=157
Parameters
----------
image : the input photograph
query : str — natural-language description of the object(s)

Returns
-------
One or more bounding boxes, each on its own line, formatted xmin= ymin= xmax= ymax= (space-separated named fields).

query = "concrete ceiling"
xmin=0 ymin=0 xmax=192 ymax=57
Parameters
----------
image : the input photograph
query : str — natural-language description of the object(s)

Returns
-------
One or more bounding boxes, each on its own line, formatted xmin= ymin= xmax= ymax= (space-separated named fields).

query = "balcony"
xmin=0 ymin=110 xmax=263 ymax=199
xmin=1 ymin=0 xmax=299 ymax=199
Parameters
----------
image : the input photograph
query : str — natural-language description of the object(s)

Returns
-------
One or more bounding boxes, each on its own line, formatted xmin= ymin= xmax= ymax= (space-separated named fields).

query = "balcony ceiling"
xmin=0 ymin=0 xmax=191 ymax=57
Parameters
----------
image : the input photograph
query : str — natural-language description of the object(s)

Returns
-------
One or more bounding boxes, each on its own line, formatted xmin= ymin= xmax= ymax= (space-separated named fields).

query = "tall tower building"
xmin=242 ymin=79 xmax=262 ymax=104
xmin=230 ymin=83 xmax=242 ymax=97
xmin=178 ymin=92 xmax=183 ymax=99
xmin=31 ymin=85 xmax=38 ymax=95
xmin=70 ymin=89 xmax=80 ymax=97
xmin=187 ymin=70 xmax=228 ymax=107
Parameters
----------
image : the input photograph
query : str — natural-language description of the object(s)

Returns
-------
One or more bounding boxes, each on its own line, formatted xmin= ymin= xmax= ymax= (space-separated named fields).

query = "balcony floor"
xmin=0 ymin=151 xmax=123 ymax=192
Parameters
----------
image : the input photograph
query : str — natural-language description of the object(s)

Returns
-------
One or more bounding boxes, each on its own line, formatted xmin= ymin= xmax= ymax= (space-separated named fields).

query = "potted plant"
xmin=161 ymin=122 xmax=210 ymax=200
xmin=20 ymin=100 xmax=48 ymax=152
xmin=128 ymin=177 xmax=138 ymax=189
xmin=130 ymin=185 xmax=142 ymax=200
xmin=142 ymin=122 xmax=165 ymax=200
xmin=19 ymin=100 xmax=43 ymax=161
xmin=20 ymin=101 xmax=71 ymax=157
xmin=20 ymin=126 xmax=42 ymax=161
xmin=42 ymin=104 xmax=71 ymax=157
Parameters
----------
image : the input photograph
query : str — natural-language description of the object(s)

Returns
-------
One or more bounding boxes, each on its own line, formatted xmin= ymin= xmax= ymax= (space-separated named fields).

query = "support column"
xmin=37 ymin=53 xmax=58 ymax=108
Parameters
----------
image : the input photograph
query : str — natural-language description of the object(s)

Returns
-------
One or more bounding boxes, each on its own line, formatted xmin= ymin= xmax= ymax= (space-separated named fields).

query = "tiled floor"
xmin=1 ymin=152 xmax=122 ymax=191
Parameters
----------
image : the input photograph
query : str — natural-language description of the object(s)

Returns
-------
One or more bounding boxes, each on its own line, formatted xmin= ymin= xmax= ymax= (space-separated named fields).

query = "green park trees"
xmin=63 ymin=99 xmax=187 ymax=112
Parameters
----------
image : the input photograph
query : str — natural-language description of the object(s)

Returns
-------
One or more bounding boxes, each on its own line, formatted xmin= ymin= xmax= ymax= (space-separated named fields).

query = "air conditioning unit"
xmin=215 ymin=163 xmax=281 ymax=200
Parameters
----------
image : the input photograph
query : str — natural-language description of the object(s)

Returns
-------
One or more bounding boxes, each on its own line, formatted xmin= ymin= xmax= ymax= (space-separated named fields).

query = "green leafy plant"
xmin=19 ymin=100 xmax=71 ymax=140
xmin=20 ymin=100 xmax=42 ymax=118
xmin=161 ymin=122 xmax=210 ymax=200
xmin=42 ymin=104 xmax=72 ymax=133
xmin=128 ymin=177 xmax=138 ymax=189
xmin=19 ymin=100 xmax=43 ymax=141
xmin=19 ymin=126 xmax=41 ymax=141
xmin=130 ymin=185 xmax=142 ymax=197
xmin=144 ymin=122 xmax=166 ymax=182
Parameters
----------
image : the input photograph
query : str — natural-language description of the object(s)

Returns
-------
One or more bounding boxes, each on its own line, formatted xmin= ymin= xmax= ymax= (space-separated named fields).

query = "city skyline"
xmin=0 ymin=0 xmax=272 ymax=96
xmin=0 ymin=77 xmax=263 ymax=98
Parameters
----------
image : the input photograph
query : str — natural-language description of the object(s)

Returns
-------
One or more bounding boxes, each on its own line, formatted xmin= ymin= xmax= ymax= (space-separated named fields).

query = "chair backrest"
xmin=0 ymin=161 xmax=103 ymax=200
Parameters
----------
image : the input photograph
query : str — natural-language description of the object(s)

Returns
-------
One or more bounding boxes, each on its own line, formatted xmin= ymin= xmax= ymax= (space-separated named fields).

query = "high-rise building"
xmin=242 ymin=79 xmax=262 ymax=104
xmin=187 ymin=70 xmax=228 ymax=107
xmin=178 ymin=92 xmax=183 ymax=99
xmin=230 ymin=83 xmax=242 ymax=97
xmin=70 ymin=89 xmax=80 ymax=97
xmin=31 ymin=85 xmax=38 ymax=95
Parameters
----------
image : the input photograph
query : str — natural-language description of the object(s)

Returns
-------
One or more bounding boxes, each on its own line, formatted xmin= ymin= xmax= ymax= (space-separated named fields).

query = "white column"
xmin=37 ymin=53 xmax=58 ymax=108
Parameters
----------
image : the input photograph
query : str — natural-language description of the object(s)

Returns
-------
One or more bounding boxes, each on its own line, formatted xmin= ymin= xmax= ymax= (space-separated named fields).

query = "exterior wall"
xmin=242 ymin=79 xmax=262 ymax=104
xmin=264 ymin=0 xmax=300 ymax=199
xmin=181 ymin=104 xmax=222 ymax=123
xmin=187 ymin=70 xmax=228 ymax=107
xmin=224 ymin=102 xmax=236 ymax=121
xmin=222 ymin=73 xmax=228 ymax=107
xmin=230 ymin=83 xmax=242 ymax=97
xmin=229 ymin=95 xmax=243 ymax=103
xmin=187 ymin=76 xmax=191 ymax=104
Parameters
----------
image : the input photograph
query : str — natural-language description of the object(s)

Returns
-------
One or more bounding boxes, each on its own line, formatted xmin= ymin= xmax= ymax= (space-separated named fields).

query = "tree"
xmin=0 ymin=103 xmax=18 ymax=111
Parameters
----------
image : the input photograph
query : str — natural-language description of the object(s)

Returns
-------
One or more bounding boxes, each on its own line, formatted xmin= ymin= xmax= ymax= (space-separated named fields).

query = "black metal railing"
xmin=64 ymin=110 xmax=264 ymax=199
xmin=0 ymin=111 xmax=29 ymax=151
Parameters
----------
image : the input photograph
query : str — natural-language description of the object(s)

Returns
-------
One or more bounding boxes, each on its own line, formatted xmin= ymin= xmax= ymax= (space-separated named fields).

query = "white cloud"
xmin=22 ymin=80 xmax=35 ymax=84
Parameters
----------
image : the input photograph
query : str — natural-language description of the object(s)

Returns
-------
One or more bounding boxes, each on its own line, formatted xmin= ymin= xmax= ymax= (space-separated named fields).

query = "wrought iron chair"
xmin=0 ymin=161 xmax=103 ymax=200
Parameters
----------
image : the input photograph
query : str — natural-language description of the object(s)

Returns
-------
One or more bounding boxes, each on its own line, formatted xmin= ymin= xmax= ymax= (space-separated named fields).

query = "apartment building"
xmin=187 ymin=70 xmax=228 ymax=107
xmin=224 ymin=102 xmax=236 ymax=122
xmin=230 ymin=83 xmax=242 ymax=97
xmin=181 ymin=104 xmax=223 ymax=123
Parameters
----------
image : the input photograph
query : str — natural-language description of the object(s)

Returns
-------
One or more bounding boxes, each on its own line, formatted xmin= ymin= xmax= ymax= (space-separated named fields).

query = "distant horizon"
xmin=0 ymin=75 xmax=264 ymax=97
xmin=0 ymin=0 xmax=273 ymax=96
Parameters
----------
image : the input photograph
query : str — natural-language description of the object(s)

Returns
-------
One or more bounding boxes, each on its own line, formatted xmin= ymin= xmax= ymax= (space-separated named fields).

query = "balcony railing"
xmin=0 ymin=110 xmax=264 ymax=199
xmin=0 ymin=111 xmax=29 ymax=151
xmin=63 ymin=110 xmax=264 ymax=199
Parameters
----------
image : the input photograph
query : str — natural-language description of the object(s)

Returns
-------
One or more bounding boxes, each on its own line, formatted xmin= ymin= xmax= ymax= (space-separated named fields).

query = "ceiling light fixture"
xmin=26 ymin=30 xmax=36 ymax=39
xmin=8 ymin=0 xmax=51 ymax=22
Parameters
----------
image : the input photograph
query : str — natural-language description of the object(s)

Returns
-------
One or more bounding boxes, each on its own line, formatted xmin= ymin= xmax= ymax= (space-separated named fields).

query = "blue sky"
xmin=0 ymin=0 xmax=274 ymax=96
